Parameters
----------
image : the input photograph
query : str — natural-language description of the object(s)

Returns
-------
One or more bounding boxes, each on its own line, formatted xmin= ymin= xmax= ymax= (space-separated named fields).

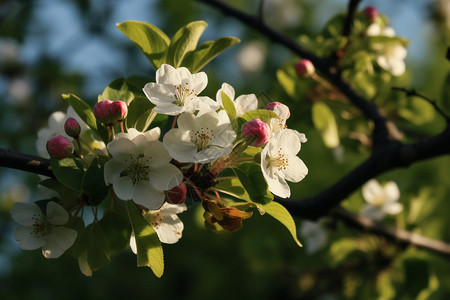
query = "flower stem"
xmin=171 ymin=115 xmax=179 ymax=129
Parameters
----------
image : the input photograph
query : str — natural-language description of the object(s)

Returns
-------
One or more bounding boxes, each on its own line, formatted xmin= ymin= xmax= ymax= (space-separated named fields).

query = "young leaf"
xmin=182 ymin=36 xmax=241 ymax=73
xmin=240 ymin=109 xmax=279 ymax=123
xmin=259 ymin=201 xmax=303 ymax=247
xmin=312 ymin=102 xmax=340 ymax=148
xmin=220 ymin=91 xmax=238 ymax=133
xmin=117 ymin=21 xmax=170 ymax=70
xmin=62 ymin=94 xmax=97 ymax=131
xmin=126 ymin=201 xmax=164 ymax=278
xmin=50 ymin=157 xmax=84 ymax=191
xmin=233 ymin=163 xmax=273 ymax=205
xmin=81 ymin=157 xmax=109 ymax=206
xmin=126 ymin=96 xmax=156 ymax=132
xmin=98 ymin=78 xmax=134 ymax=104
xmin=166 ymin=20 xmax=207 ymax=68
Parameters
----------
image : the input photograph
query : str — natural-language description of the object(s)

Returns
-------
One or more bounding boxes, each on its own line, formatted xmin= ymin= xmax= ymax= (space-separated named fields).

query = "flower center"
xmin=173 ymin=82 xmax=197 ymax=106
xmin=143 ymin=211 xmax=164 ymax=229
xmin=122 ymin=154 xmax=151 ymax=184
xmin=31 ymin=214 xmax=49 ymax=239
xmin=267 ymin=148 xmax=289 ymax=177
xmin=372 ymin=194 xmax=386 ymax=206
xmin=190 ymin=127 xmax=215 ymax=150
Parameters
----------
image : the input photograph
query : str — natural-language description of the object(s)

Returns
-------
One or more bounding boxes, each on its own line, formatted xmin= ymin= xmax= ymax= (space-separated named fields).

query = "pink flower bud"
xmin=94 ymin=100 xmax=114 ymax=125
xmin=242 ymin=118 xmax=271 ymax=147
xmin=47 ymin=136 xmax=73 ymax=159
xmin=64 ymin=117 xmax=81 ymax=138
xmin=166 ymin=183 xmax=187 ymax=204
xmin=364 ymin=6 xmax=378 ymax=22
xmin=110 ymin=101 xmax=128 ymax=122
xmin=265 ymin=102 xmax=291 ymax=119
xmin=295 ymin=59 xmax=315 ymax=77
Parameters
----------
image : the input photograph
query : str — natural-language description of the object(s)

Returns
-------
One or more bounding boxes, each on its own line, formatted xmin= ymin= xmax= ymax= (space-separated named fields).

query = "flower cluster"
xmin=11 ymin=63 xmax=308 ymax=276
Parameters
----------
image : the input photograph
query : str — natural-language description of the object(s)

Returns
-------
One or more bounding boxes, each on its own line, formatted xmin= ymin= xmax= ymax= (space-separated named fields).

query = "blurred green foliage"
xmin=1 ymin=0 xmax=450 ymax=299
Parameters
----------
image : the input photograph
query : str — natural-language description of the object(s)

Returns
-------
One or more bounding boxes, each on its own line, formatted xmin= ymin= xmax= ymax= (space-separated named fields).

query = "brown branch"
xmin=0 ymin=147 xmax=54 ymax=178
xmin=331 ymin=207 xmax=450 ymax=259
xmin=342 ymin=0 xmax=363 ymax=37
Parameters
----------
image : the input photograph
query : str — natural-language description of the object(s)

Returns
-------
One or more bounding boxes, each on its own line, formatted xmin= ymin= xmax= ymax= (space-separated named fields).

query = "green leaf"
xmin=240 ymin=109 xmax=279 ymax=123
xmin=85 ymin=222 xmax=111 ymax=271
xmin=98 ymin=78 xmax=134 ymax=104
xmin=81 ymin=157 xmax=109 ymax=206
xmin=259 ymin=201 xmax=302 ymax=247
xmin=233 ymin=163 xmax=273 ymax=205
xmin=62 ymin=94 xmax=97 ymax=131
xmin=126 ymin=201 xmax=164 ymax=278
xmin=50 ymin=157 xmax=84 ymax=191
xmin=126 ymin=96 xmax=156 ymax=132
xmin=311 ymin=102 xmax=340 ymax=148
xmin=221 ymin=91 xmax=236 ymax=119
xmin=166 ymin=20 xmax=207 ymax=68
xmin=39 ymin=178 xmax=79 ymax=202
xmin=100 ymin=211 xmax=131 ymax=252
xmin=182 ymin=36 xmax=240 ymax=73
xmin=117 ymin=21 xmax=170 ymax=70
xmin=440 ymin=72 xmax=450 ymax=114
xmin=276 ymin=67 xmax=297 ymax=99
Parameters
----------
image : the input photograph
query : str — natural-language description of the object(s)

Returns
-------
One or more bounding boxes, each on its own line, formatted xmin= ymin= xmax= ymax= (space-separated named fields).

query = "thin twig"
xmin=342 ymin=0 xmax=363 ymax=37
xmin=392 ymin=87 xmax=450 ymax=123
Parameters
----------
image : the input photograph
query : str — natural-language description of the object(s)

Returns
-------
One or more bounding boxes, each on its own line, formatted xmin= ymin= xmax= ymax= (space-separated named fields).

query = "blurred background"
xmin=1 ymin=0 xmax=450 ymax=299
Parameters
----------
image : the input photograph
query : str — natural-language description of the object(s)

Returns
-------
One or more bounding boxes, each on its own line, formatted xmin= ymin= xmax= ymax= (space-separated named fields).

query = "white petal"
xmin=283 ymin=156 xmax=308 ymax=182
xmin=104 ymin=160 xmax=126 ymax=185
xmin=107 ymin=138 xmax=135 ymax=161
xmin=234 ymin=94 xmax=258 ymax=117
xmin=176 ymin=112 xmax=197 ymax=131
xmin=156 ymin=64 xmax=181 ymax=85
xmin=149 ymin=164 xmax=183 ymax=191
xmin=129 ymin=231 xmax=137 ymax=254
xmin=361 ymin=204 xmax=385 ymax=221
xmin=276 ymin=129 xmax=301 ymax=155
xmin=362 ymin=179 xmax=383 ymax=205
xmin=383 ymin=202 xmax=403 ymax=215
xmin=216 ymin=82 xmax=235 ymax=105
xmin=14 ymin=226 xmax=46 ymax=250
xmin=46 ymin=201 xmax=69 ymax=225
xmin=186 ymin=96 xmax=220 ymax=113
xmin=42 ymin=226 xmax=77 ymax=258
xmin=143 ymin=127 xmax=161 ymax=141
xmin=145 ymin=141 xmax=172 ymax=168
xmin=133 ymin=181 xmax=165 ymax=210
xmin=10 ymin=202 xmax=42 ymax=226
xmin=143 ymin=82 xmax=177 ymax=105
xmin=154 ymin=215 xmax=184 ymax=244
xmin=153 ymin=102 xmax=184 ymax=116
xmin=159 ymin=203 xmax=187 ymax=216
xmin=113 ymin=177 xmax=134 ymax=200
xmin=163 ymin=129 xmax=198 ymax=163
xmin=188 ymin=70 xmax=208 ymax=94
xmin=47 ymin=111 xmax=66 ymax=131
xmin=384 ymin=181 xmax=400 ymax=202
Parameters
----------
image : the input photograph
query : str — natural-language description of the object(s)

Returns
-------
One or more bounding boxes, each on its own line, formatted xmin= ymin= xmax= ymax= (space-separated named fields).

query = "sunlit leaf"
xmin=312 ymin=102 xmax=340 ymax=148
xmin=62 ymin=94 xmax=97 ymax=131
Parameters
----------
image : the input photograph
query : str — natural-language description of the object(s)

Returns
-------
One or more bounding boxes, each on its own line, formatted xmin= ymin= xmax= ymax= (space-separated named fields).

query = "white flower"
xmin=10 ymin=201 xmax=77 ymax=258
xmin=366 ymin=23 xmax=407 ymax=76
xmin=261 ymin=129 xmax=308 ymax=198
xmin=130 ymin=203 xmax=187 ymax=249
xmin=361 ymin=179 xmax=403 ymax=220
xmin=104 ymin=128 xmax=183 ymax=210
xmin=216 ymin=83 xmax=258 ymax=117
xmin=266 ymin=102 xmax=291 ymax=134
xmin=300 ymin=220 xmax=328 ymax=254
xmin=163 ymin=110 xmax=237 ymax=164
xmin=143 ymin=64 xmax=218 ymax=116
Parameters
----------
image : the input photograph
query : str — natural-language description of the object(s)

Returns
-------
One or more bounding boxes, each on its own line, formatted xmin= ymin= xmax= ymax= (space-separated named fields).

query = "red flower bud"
xmin=64 ymin=117 xmax=81 ymax=138
xmin=47 ymin=136 xmax=73 ymax=159
xmin=166 ymin=183 xmax=187 ymax=204
xmin=295 ymin=59 xmax=315 ymax=77
xmin=242 ymin=118 xmax=270 ymax=147
xmin=94 ymin=100 xmax=114 ymax=125
xmin=110 ymin=100 xmax=128 ymax=122
xmin=364 ymin=6 xmax=378 ymax=22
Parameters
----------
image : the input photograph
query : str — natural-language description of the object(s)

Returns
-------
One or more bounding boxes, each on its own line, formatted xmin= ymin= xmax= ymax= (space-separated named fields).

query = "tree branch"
xmin=342 ymin=0 xmax=363 ymax=37
xmin=0 ymin=147 xmax=54 ymax=178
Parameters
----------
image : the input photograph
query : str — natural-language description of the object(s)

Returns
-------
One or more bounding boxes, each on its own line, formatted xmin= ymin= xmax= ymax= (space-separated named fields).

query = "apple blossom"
xmin=10 ymin=201 xmax=77 ymax=258
xmin=242 ymin=118 xmax=271 ymax=147
xmin=216 ymin=83 xmax=258 ymax=117
xmin=46 ymin=136 xmax=73 ymax=159
xmin=143 ymin=64 xmax=218 ymax=115
xmin=104 ymin=128 xmax=183 ymax=210
xmin=361 ymin=179 xmax=403 ymax=220
xmin=163 ymin=110 xmax=237 ymax=164
xmin=261 ymin=129 xmax=308 ymax=198
xmin=265 ymin=102 xmax=291 ymax=133
xmin=64 ymin=117 xmax=81 ymax=138
xmin=130 ymin=203 xmax=187 ymax=247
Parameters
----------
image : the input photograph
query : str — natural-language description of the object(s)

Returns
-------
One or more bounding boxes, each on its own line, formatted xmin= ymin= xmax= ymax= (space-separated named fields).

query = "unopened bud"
xmin=64 ymin=117 xmax=81 ymax=138
xmin=364 ymin=6 xmax=378 ymax=22
xmin=94 ymin=100 xmax=114 ymax=125
xmin=47 ymin=136 xmax=73 ymax=159
xmin=265 ymin=102 xmax=291 ymax=119
xmin=166 ymin=183 xmax=187 ymax=204
xmin=295 ymin=59 xmax=315 ymax=77
xmin=110 ymin=101 xmax=128 ymax=122
xmin=242 ymin=118 xmax=270 ymax=147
